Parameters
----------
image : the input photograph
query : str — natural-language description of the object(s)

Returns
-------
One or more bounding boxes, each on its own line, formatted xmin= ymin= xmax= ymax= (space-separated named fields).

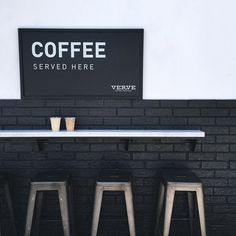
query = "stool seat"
xmin=97 ymin=170 xmax=132 ymax=183
xmin=162 ymin=171 xmax=202 ymax=188
xmin=32 ymin=171 xmax=70 ymax=183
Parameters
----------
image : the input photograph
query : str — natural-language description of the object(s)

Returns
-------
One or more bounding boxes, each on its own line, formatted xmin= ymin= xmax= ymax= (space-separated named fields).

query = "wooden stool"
xmin=0 ymin=174 xmax=17 ymax=236
xmin=154 ymin=171 xmax=207 ymax=236
xmin=24 ymin=172 xmax=74 ymax=236
xmin=91 ymin=171 xmax=136 ymax=236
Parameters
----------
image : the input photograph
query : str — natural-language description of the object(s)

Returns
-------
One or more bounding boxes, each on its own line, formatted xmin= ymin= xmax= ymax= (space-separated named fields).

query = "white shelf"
xmin=0 ymin=129 xmax=205 ymax=138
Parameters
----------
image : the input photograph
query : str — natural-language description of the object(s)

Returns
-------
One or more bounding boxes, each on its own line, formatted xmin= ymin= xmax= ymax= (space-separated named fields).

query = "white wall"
xmin=1 ymin=0 xmax=236 ymax=99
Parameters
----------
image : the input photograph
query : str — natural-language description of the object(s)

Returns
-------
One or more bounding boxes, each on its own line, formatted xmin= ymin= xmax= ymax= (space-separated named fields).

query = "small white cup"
xmin=65 ymin=117 xmax=76 ymax=131
xmin=50 ymin=117 xmax=61 ymax=132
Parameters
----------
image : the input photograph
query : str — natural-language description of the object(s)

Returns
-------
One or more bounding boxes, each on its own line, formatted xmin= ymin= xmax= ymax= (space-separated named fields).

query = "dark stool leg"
xmin=124 ymin=184 xmax=136 ymax=236
xmin=58 ymin=185 xmax=70 ymax=236
xmin=187 ymin=192 xmax=194 ymax=236
xmin=196 ymin=187 xmax=207 ymax=236
xmin=25 ymin=187 xmax=37 ymax=236
xmin=163 ymin=186 xmax=175 ymax=236
xmin=32 ymin=192 xmax=44 ymax=236
xmin=4 ymin=182 xmax=17 ymax=236
xmin=91 ymin=185 xmax=103 ymax=236
xmin=154 ymin=182 xmax=165 ymax=236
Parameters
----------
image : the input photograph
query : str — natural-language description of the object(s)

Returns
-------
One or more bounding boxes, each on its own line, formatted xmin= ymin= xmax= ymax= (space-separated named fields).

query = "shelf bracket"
xmin=124 ymin=139 xmax=130 ymax=151
xmin=36 ymin=139 xmax=48 ymax=151
xmin=188 ymin=139 xmax=197 ymax=152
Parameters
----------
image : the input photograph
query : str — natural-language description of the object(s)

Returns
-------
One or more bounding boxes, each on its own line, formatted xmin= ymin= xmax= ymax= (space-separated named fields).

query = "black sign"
xmin=18 ymin=29 xmax=143 ymax=98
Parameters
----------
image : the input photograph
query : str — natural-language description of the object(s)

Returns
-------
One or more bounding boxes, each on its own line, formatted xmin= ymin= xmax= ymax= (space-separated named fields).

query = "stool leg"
xmin=187 ymin=192 xmax=194 ymax=236
xmin=68 ymin=183 xmax=75 ymax=236
xmin=154 ymin=182 xmax=165 ymax=236
xmin=163 ymin=186 xmax=175 ymax=236
xmin=196 ymin=187 xmax=207 ymax=236
xmin=124 ymin=185 xmax=136 ymax=236
xmin=58 ymin=185 xmax=70 ymax=236
xmin=91 ymin=185 xmax=103 ymax=236
xmin=33 ymin=192 xmax=44 ymax=236
xmin=4 ymin=182 xmax=17 ymax=236
xmin=25 ymin=187 xmax=37 ymax=236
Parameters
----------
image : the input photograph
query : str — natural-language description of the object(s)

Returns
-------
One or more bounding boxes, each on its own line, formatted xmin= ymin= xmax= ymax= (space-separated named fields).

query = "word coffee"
xmin=32 ymin=41 xmax=106 ymax=58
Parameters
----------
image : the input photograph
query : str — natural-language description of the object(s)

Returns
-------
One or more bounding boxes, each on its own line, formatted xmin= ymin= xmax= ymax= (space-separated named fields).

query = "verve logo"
xmin=111 ymin=85 xmax=136 ymax=92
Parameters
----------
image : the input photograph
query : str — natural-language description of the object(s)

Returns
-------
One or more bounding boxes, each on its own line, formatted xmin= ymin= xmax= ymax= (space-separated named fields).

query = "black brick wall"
xmin=0 ymin=98 xmax=236 ymax=236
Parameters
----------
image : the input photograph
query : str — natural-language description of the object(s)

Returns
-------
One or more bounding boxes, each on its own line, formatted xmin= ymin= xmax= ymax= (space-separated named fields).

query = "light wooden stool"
xmin=24 ymin=172 xmax=74 ymax=236
xmin=91 ymin=171 xmax=136 ymax=236
xmin=154 ymin=171 xmax=207 ymax=236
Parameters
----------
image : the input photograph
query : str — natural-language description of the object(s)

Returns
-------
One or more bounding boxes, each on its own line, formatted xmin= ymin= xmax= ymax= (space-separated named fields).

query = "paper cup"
xmin=65 ymin=117 xmax=76 ymax=131
xmin=50 ymin=117 xmax=61 ymax=132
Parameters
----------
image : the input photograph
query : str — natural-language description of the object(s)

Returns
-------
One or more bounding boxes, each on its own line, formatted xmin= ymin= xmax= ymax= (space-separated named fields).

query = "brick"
xmin=3 ymin=161 xmax=32 ymax=169
xmin=5 ymin=144 xmax=33 ymax=152
xmin=189 ymin=100 xmax=217 ymax=107
xmin=202 ymin=161 xmax=228 ymax=169
xmin=132 ymin=153 xmax=159 ymax=160
xmin=188 ymin=117 xmax=215 ymax=125
xmin=174 ymin=109 xmax=200 ymax=116
xmin=216 ymin=118 xmax=236 ymax=125
xmin=118 ymin=108 xmax=144 ymax=116
xmin=160 ymin=117 xmax=187 ymax=125
xmin=230 ymin=127 xmax=236 ymax=134
xmin=16 ymin=100 xmax=45 ymax=107
xmin=201 ymin=108 xmax=229 ymax=116
xmin=202 ymin=179 xmax=227 ymax=186
xmin=217 ymin=100 xmax=236 ymax=107
xmin=90 ymin=144 xmax=117 ymax=151
xmin=215 ymin=170 xmax=236 ymax=178
xmin=104 ymin=117 xmax=130 ymax=125
xmin=46 ymin=99 xmax=75 ymax=107
xmin=217 ymin=135 xmax=236 ymax=143
xmin=145 ymin=108 xmax=172 ymax=116
xmin=77 ymin=117 xmax=103 ymax=125
xmin=0 ymin=100 xmax=16 ymax=107
xmin=202 ymin=144 xmax=229 ymax=152
xmin=214 ymin=205 xmax=236 ymax=213
xmin=146 ymin=161 xmax=200 ymax=169
xmin=31 ymin=108 xmax=58 ymax=116
xmin=133 ymin=100 xmax=160 ymax=107
xmin=216 ymin=153 xmax=236 ymax=161
xmin=118 ymin=144 xmax=145 ymax=151
xmin=132 ymin=117 xmax=159 ymax=125
xmin=227 ymin=197 xmax=236 ymax=203
xmin=230 ymin=162 xmax=236 ymax=169
xmin=103 ymin=100 xmax=131 ymax=107
xmin=160 ymin=100 xmax=188 ymax=107
xmin=229 ymin=179 xmax=236 ymax=186
xmin=60 ymin=108 xmax=88 ymax=116
xmin=17 ymin=117 xmax=46 ymax=125
xmin=0 ymin=117 xmax=16 ymax=125
xmin=147 ymin=144 xmax=173 ymax=152
xmin=230 ymin=145 xmax=236 ymax=152
xmin=214 ymin=188 xmax=236 ymax=195
xmin=204 ymin=127 xmax=229 ymax=135
xmin=89 ymin=108 xmax=116 ymax=116
xmin=2 ymin=108 xmax=31 ymax=116
xmin=189 ymin=153 xmax=215 ymax=161
xmin=160 ymin=153 xmax=186 ymax=160
xmin=62 ymin=144 xmax=89 ymax=152
xmin=192 ymin=170 xmax=214 ymax=178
